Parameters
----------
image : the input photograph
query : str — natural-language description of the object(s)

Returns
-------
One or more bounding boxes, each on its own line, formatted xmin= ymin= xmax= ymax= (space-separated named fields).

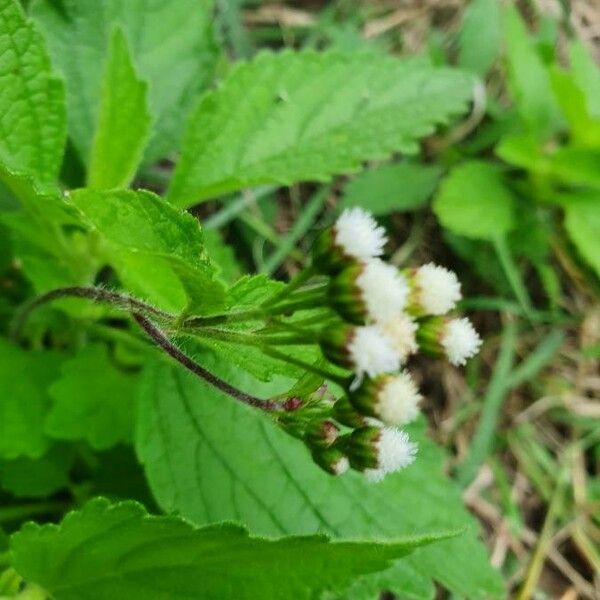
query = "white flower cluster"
xmin=312 ymin=209 xmax=483 ymax=482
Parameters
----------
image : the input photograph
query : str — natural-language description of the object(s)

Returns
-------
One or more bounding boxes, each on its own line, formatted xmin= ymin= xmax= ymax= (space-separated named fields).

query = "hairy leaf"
xmin=434 ymin=161 xmax=516 ymax=240
xmin=46 ymin=344 xmax=138 ymax=450
xmin=0 ymin=0 xmax=65 ymax=184
xmin=11 ymin=497 xmax=443 ymax=600
xmin=69 ymin=189 xmax=226 ymax=313
xmin=0 ymin=339 xmax=62 ymax=459
xmin=31 ymin=0 xmax=219 ymax=166
xmin=167 ymin=50 xmax=474 ymax=206
xmin=135 ymin=358 xmax=504 ymax=599
xmin=88 ymin=27 xmax=152 ymax=188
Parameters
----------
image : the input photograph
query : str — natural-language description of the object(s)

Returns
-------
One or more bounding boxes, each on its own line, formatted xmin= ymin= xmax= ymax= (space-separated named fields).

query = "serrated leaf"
xmin=0 ymin=444 xmax=74 ymax=498
xmin=31 ymin=0 xmax=219 ymax=166
xmin=503 ymin=6 xmax=563 ymax=137
xmin=10 ymin=497 xmax=442 ymax=600
xmin=46 ymin=344 xmax=138 ymax=450
xmin=167 ymin=50 xmax=474 ymax=206
xmin=135 ymin=358 xmax=504 ymax=599
xmin=68 ymin=189 xmax=226 ymax=313
xmin=458 ymin=0 xmax=502 ymax=76
xmin=88 ymin=27 xmax=152 ymax=189
xmin=340 ymin=161 xmax=442 ymax=215
xmin=0 ymin=339 xmax=62 ymax=459
xmin=560 ymin=191 xmax=600 ymax=277
xmin=433 ymin=161 xmax=516 ymax=240
xmin=0 ymin=0 xmax=65 ymax=184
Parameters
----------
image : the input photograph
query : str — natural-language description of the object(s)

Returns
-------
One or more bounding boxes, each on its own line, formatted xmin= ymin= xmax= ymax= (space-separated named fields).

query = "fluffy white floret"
xmin=442 ymin=317 xmax=482 ymax=366
xmin=376 ymin=372 xmax=422 ymax=426
xmin=365 ymin=428 xmax=417 ymax=482
xmin=348 ymin=325 xmax=400 ymax=379
xmin=357 ymin=260 xmax=409 ymax=323
xmin=415 ymin=263 xmax=462 ymax=315
xmin=382 ymin=313 xmax=418 ymax=362
xmin=332 ymin=456 xmax=350 ymax=475
xmin=335 ymin=208 xmax=387 ymax=260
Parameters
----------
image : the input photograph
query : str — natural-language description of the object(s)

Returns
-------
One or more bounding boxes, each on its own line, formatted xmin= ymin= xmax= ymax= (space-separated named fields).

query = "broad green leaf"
xmin=46 ymin=344 xmax=138 ymax=450
xmin=560 ymin=192 xmax=600 ymax=277
xmin=135 ymin=358 xmax=504 ymax=599
xmin=503 ymin=6 xmax=563 ymax=137
xmin=0 ymin=339 xmax=62 ymax=459
xmin=0 ymin=444 xmax=74 ymax=498
xmin=11 ymin=497 xmax=443 ymax=600
xmin=167 ymin=50 xmax=474 ymax=206
xmin=433 ymin=161 xmax=516 ymax=240
xmin=31 ymin=0 xmax=219 ymax=166
xmin=68 ymin=189 xmax=226 ymax=313
xmin=203 ymin=229 xmax=242 ymax=284
xmin=458 ymin=0 xmax=502 ymax=76
xmin=340 ymin=161 xmax=442 ymax=216
xmin=88 ymin=27 xmax=152 ymax=189
xmin=0 ymin=0 xmax=65 ymax=184
xmin=570 ymin=41 xmax=600 ymax=120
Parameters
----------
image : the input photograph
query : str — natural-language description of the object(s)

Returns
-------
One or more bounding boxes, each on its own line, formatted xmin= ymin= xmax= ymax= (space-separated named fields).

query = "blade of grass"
xmin=203 ymin=186 xmax=276 ymax=230
xmin=261 ymin=186 xmax=329 ymax=275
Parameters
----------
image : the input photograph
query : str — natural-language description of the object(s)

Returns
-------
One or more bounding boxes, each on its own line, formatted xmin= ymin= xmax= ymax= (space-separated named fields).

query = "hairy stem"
xmin=11 ymin=286 xmax=174 ymax=340
xmin=261 ymin=265 xmax=317 ymax=308
xmin=133 ymin=314 xmax=289 ymax=412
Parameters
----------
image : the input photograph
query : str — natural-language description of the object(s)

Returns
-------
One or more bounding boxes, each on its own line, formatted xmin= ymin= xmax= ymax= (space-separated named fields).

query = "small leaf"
xmin=10 ymin=498 xmax=442 ymax=600
xmin=340 ymin=161 xmax=443 ymax=215
xmin=434 ymin=161 xmax=516 ymax=240
xmin=135 ymin=358 xmax=504 ymax=599
xmin=167 ymin=50 xmax=474 ymax=206
xmin=569 ymin=41 xmax=600 ymax=120
xmin=46 ymin=345 xmax=138 ymax=450
xmin=88 ymin=27 xmax=152 ymax=189
xmin=0 ymin=339 xmax=62 ymax=459
xmin=69 ymin=189 xmax=226 ymax=313
xmin=0 ymin=0 xmax=66 ymax=185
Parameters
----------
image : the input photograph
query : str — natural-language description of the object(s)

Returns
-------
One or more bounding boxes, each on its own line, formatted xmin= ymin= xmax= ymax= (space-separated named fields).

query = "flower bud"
xmin=342 ymin=426 xmax=417 ymax=481
xmin=350 ymin=372 xmax=422 ymax=426
xmin=304 ymin=419 xmax=340 ymax=448
xmin=417 ymin=316 xmax=482 ymax=366
xmin=328 ymin=259 xmax=409 ymax=325
xmin=405 ymin=263 xmax=462 ymax=316
xmin=311 ymin=447 xmax=350 ymax=476
xmin=320 ymin=324 xmax=400 ymax=379
xmin=312 ymin=208 xmax=387 ymax=273
xmin=331 ymin=397 xmax=369 ymax=428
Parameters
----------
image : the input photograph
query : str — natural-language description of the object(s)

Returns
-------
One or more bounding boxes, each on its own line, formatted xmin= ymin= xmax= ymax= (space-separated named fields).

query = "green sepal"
xmin=331 ymin=397 xmax=368 ymax=428
xmin=345 ymin=426 xmax=382 ymax=471
xmin=328 ymin=262 xmax=368 ymax=325
xmin=416 ymin=316 xmax=445 ymax=358
xmin=311 ymin=446 xmax=348 ymax=475
xmin=319 ymin=325 xmax=355 ymax=369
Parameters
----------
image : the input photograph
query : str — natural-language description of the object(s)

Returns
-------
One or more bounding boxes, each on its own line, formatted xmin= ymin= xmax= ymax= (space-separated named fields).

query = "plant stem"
xmin=10 ymin=286 xmax=174 ymax=340
xmin=261 ymin=265 xmax=318 ymax=308
xmin=0 ymin=500 xmax=68 ymax=524
xmin=133 ymin=314 xmax=291 ymax=412
xmin=194 ymin=327 xmax=315 ymax=347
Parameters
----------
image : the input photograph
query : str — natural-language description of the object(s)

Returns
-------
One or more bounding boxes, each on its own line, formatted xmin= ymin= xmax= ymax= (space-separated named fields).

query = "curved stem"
xmin=261 ymin=265 xmax=317 ymax=308
xmin=133 ymin=314 xmax=291 ymax=412
xmin=11 ymin=286 xmax=174 ymax=340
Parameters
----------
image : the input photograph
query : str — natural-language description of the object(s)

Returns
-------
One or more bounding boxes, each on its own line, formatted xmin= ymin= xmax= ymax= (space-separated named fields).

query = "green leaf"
xmin=31 ymin=0 xmax=219 ymax=166
xmin=135 ymin=358 xmax=504 ymax=599
xmin=203 ymin=229 xmax=242 ymax=284
xmin=0 ymin=339 xmax=62 ymax=459
xmin=0 ymin=444 xmax=74 ymax=498
xmin=167 ymin=50 xmax=474 ymax=206
xmin=340 ymin=161 xmax=442 ymax=216
xmin=88 ymin=27 xmax=152 ymax=189
xmin=11 ymin=497 xmax=442 ymax=600
xmin=46 ymin=345 xmax=138 ymax=450
xmin=569 ymin=41 xmax=600 ymax=120
xmin=0 ymin=0 xmax=65 ymax=184
xmin=68 ymin=189 xmax=226 ymax=313
xmin=433 ymin=161 xmax=516 ymax=240
xmin=503 ymin=6 xmax=563 ymax=137
xmin=560 ymin=191 xmax=600 ymax=277
xmin=458 ymin=0 xmax=502 ymax=76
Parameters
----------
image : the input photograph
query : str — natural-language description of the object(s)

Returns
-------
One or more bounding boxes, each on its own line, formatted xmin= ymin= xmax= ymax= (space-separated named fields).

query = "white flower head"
xmin=375 ymin=372 xmax=422 ymax=426
xmin=356 ymin=260 xmax=409 ymax=323
xmin=365 ymin=427 xmax=417 ymax=482
xmin=413 ymin=263 xmax=462 ymax=316
xmin=348 ymin=325 xmax=400 ymax=379
xmin=382 ymin=313 xmax=418 ymax=362
xmin=332 ymin=456 xmax=350 ymax=476
xmin=334 ymin=208 xmax=387 ymax=260
xmin=442 ymin=317 xmax=482 ymax=366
